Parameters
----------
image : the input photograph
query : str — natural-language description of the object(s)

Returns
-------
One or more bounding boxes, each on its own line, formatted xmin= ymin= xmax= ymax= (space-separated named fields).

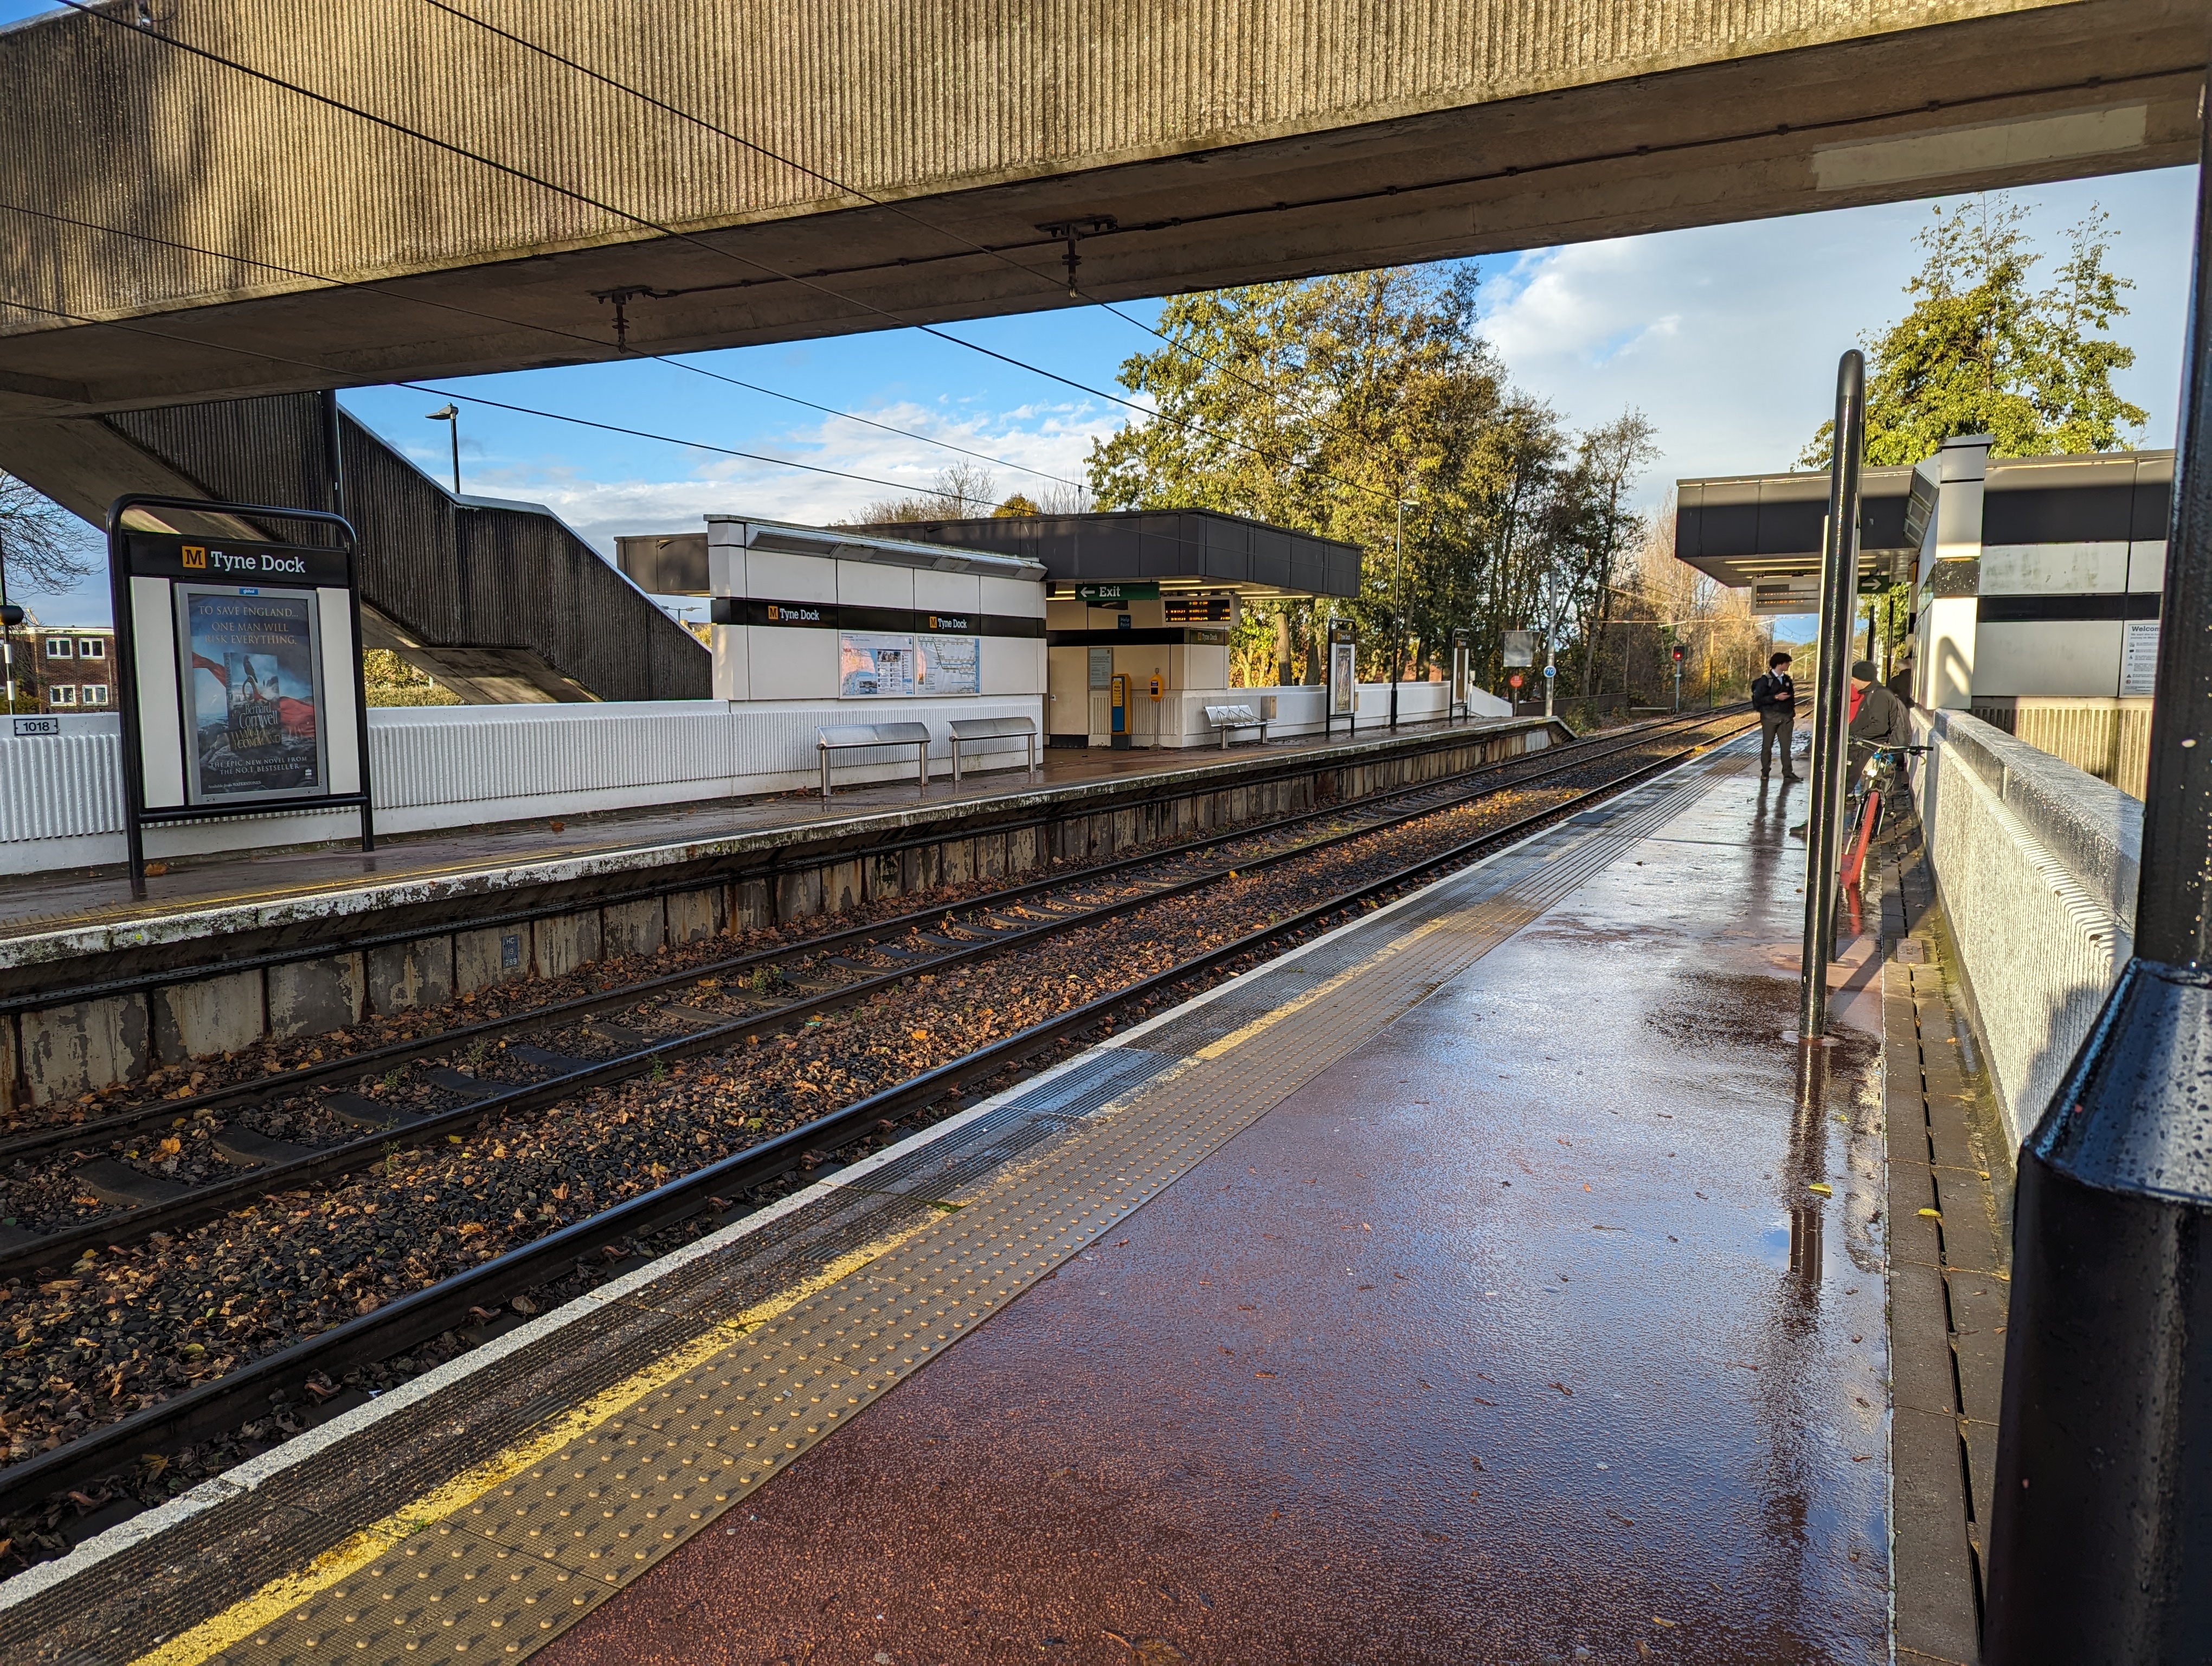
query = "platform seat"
xmin=1202 ymin=703 xmax=1268 ymax=749
xmin=947 ymin=715 xmax=1039 ymax=783
xmin=817 ymin=721 xmax=933 ymax=798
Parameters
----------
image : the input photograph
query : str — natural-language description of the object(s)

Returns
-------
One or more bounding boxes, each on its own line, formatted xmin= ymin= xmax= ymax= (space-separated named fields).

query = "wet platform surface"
xmin=542 ymin=748 xmax=1894 ymax=1664
xmin=0 ymin=732 xmax=1925 ymax=1666
xmin=0 ymin=714 xmax=1518 ymax=958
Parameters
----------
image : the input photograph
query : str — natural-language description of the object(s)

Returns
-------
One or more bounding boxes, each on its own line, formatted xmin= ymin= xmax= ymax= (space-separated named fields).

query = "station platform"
xmin=0 ymin=729 xmax=2006 ymax=1665
xmin=1 ymin=714 xmax=1546 ymax=977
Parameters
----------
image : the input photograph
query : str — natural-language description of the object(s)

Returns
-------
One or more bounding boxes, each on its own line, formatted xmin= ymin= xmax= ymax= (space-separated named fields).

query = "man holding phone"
xmin=1750 ymin=651 xmax=1800 ymax=780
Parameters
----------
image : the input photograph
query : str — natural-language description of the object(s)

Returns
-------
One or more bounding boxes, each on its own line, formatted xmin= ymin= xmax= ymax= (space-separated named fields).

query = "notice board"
xmin=107 ymin=495 xmax=373 ymax=895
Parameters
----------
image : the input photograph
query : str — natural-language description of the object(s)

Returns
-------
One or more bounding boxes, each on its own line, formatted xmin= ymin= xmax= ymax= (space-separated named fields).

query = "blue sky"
xmin=2 ymin=0 xmax=2196 ymax=631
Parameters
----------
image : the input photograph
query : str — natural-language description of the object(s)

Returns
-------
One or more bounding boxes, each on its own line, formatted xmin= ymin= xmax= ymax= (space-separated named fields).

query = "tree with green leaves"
xmin=1802 ymin=195 xmax=2146 ymax=467
xmin=1087 ymin=266 xmax=1656 ymax=693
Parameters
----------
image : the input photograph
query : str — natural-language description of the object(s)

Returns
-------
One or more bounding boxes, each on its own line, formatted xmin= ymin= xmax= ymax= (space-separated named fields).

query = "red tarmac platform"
xmin=544 ymin=749 xmax=1894 ymax=1664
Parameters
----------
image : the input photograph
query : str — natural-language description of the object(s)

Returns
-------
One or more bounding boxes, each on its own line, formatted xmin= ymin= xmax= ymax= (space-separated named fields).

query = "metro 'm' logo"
xmin=181 ymin=545 xmax=207 ymax=569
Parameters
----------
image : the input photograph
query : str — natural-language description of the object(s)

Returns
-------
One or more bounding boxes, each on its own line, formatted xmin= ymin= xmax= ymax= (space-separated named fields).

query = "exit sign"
xmin=1076 ymin=582 xmax=1160 ymax=603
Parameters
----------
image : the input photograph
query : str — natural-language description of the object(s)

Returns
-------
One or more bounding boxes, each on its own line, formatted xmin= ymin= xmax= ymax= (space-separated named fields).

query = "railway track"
xmin=0 ymin=707 xmax=1739 ymax=1277
xmin=0 ymin=708 xmax=1750 ymax=1530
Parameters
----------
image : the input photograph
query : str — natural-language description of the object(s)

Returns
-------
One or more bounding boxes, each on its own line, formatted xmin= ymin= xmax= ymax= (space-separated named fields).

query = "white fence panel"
xmin=0 ymin=698 xmax=1045 ymax=875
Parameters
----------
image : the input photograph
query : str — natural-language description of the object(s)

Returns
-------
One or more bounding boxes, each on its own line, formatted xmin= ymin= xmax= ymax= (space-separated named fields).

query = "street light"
xmin=425 ymin=403 xmax=461 ymax=496
xmin=1388 ymin=498 xmax=1412 ymax=731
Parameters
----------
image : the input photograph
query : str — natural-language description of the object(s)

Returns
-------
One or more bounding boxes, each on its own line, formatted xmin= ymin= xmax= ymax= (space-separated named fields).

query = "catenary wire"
xmin=51 ymin=0 xmax=1397 ymax=510
xmin=0 ymin=195 xmax=1084 ymax=499
xmin=415 ymin=0 xmax=1307 ymax=420
xmin=0 ymin=290 xmax=989 ymax=504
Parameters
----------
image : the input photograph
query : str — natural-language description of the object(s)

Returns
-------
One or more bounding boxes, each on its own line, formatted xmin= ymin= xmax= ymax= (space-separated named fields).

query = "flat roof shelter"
xmin=1674 ymin=443 xmax=2174 ymax=714
xmin=843 ymin=508 xmax=1364 ymax=600
xmin=1674 ymin=466 xmax=1924 ymax=614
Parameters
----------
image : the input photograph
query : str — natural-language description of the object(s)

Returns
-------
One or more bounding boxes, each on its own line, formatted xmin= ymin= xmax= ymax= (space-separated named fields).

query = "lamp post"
xmin=426 ymin=403 xmax=461 ymax=496
xmin=1387 ymin=498 xmax=1409 ymax=731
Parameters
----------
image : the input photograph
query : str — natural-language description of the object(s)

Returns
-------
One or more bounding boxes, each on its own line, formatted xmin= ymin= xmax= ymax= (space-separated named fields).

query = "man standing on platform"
xmin=1751 ymin=650 xmax=1800 ymax=780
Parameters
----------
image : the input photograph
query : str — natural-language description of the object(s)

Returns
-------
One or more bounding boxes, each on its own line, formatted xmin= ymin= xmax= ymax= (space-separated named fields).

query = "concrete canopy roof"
xmin=843 ymin=509 xmax=1364 ymax=600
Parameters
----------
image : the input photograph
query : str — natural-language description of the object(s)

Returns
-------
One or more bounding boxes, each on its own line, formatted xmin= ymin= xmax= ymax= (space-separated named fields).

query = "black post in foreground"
xmin=1982 ymin=127 xmax=2212 ymax=1665
xmin=1796 ymin=350 xmax=1863 ymax=1043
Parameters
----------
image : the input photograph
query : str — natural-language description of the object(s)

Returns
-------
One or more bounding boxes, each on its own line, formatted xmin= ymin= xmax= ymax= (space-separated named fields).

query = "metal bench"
xmin=947 ymin=715 xmax=1040 ymax=784
xmin=1201 ymin=703 xmax=1268 ymax=749
xmin=816 ymin=721 xmax=933 ymax=798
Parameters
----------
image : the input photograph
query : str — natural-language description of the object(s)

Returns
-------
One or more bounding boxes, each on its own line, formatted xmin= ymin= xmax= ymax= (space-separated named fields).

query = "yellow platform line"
xmin=130 ymin=1227 xmax=930 ymax=1666
xmin=86 ymin=773 xmax=1692 ymax=1666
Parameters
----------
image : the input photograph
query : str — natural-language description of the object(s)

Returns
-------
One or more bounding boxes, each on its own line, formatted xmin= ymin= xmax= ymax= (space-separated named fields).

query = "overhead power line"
xmin=0 ymin=291 xmax=982 ymax=504
xmin=53 ymin=0 xmax=1395 ymax=510
xmin=421 ymin=0 xmax=1373 ymax=491
xmin=0 ymin=210 xmax=1082 ymax=497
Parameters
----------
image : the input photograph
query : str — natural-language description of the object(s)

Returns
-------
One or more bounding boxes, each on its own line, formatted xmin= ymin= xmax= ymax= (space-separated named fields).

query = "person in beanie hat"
xmin=1749 ymin=650 xmax=1800 ymax=779
xmin=1789 ymin=659 xmax=1914 ymax=841
xmin=1848 ymin=658 xmax=1911 ymax=753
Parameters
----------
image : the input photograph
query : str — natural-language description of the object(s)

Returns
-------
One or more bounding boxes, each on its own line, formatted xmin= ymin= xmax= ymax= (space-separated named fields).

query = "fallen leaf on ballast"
xmin=1548 ymin=1382 xmax=1573 ymax=1396
xmin=1652 ymin=1617 xmax=1678 ymax=1628
xmin=1808 ymin=1182 xmax=1833 ymax=1196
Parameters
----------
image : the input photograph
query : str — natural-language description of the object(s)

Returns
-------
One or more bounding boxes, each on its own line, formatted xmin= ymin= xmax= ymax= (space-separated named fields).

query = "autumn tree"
xmin=1086 ymin=266 xmax=1656 ymax=693
xmin=1802 ymin=196 xmax=2146 ymax=466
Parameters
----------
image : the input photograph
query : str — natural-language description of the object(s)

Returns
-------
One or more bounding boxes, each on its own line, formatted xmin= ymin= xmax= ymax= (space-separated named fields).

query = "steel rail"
xmin=0 ymin=710 xmax=1745 ymax=1279
xmin=1 ymin=708 xmax=1739 ymax=1168
xmin=0 ymin=718 xmax=1750 ymax=1520
xmin=0 ymin=715 xmax=1578 ymax=1021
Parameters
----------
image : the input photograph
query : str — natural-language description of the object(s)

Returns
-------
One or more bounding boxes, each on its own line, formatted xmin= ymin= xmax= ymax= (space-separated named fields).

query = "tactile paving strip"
xmin=4 ymin=747 xmax=1732 ymax=1666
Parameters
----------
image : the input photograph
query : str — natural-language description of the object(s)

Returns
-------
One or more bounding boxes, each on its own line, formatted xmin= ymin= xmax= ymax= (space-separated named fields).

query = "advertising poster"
xmin=173 ymin=585 xmax=329 ymax=804
xmin=1330 ymin=642 xmax=1357 ymax=716
xmin=839 ymin=632 xmax=917 ymax=697
xmin=917 ymin=633 xmax=981 ymax=696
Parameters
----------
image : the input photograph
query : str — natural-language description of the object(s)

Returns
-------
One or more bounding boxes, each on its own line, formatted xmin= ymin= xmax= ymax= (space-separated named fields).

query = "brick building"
xmin=1 ymin=617 xmax=115 ymax=713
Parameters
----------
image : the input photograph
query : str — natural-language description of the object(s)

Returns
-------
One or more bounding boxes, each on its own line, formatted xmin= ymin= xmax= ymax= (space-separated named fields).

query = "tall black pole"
xmin=1982 ymin=110 xmax=2212 ymax=1665
xmin=324 ymin=392 xmax=376 ymax=854
xmin=1797 ymin=351 xmax=1863 ymax=1042
xmin=1388 ymin=500 xmax=1404 ymax=731
xmin=322 ymin=389 xmax=348 ymax=521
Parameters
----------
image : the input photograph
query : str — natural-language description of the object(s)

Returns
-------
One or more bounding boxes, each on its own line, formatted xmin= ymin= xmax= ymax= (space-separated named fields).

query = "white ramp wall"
xmin=0 ymin=697 xmax=1042 ymax=876
xmin=1912 ymin=708 xmax=2141 ymax=1148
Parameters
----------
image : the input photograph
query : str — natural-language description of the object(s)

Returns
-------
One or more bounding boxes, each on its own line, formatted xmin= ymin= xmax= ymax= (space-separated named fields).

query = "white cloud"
xmin=1475 ymin=170 xmax=2196 ymax=508
xmin=467 ymin=398 xmax=1119 ymax=556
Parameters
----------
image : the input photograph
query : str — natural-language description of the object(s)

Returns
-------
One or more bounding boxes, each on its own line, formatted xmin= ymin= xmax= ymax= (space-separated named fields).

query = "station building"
xmin=1676 ymin=437 xmax=2169 ymax=794
xmin=620 ymin=507 xmax=1371 ymax=749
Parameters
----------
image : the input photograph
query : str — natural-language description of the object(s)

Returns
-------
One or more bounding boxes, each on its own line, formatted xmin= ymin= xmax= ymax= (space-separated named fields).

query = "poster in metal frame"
xmin=172 ymin=582 xmax=332 ymax=805
xmin=107 ymin=493 xmax=374 ymax=899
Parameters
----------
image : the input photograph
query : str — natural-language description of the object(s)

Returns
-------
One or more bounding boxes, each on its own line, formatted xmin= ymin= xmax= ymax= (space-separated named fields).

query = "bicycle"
xmin=1840 ymin=744 xmax=1928 ymax=887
